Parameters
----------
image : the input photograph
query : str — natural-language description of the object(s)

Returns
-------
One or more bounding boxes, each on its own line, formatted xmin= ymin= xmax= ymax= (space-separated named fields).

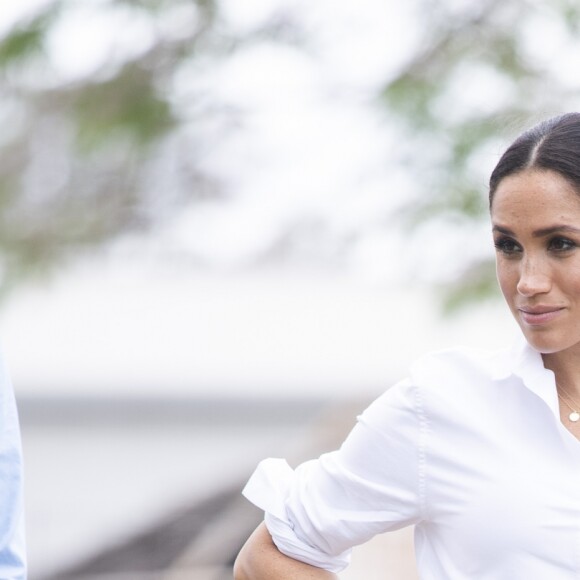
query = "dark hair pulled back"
xmin=489 ymin=112 xmax=580 ymax=206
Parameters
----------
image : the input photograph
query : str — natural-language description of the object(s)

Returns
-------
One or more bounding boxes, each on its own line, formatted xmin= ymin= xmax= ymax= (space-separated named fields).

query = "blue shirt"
xmin=0 ymin=353 xmax=26 ymax=579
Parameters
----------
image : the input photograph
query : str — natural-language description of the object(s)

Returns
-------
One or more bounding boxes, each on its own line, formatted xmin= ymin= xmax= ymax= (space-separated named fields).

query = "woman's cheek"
xmin=496 ymin=262 xmax=518 ymax=309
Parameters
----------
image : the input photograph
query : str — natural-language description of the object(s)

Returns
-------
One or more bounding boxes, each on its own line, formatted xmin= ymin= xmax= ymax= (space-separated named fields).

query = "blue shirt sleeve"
xmin=0 ymin=352 xmax=26 ymax=579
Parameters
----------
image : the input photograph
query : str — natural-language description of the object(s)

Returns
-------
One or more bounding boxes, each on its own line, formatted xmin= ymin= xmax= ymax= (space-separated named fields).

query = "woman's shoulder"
xmin=362 ymin=342 xmax=518 ymax=427
xmin=407 ymin=343 xmax=512 ymax=390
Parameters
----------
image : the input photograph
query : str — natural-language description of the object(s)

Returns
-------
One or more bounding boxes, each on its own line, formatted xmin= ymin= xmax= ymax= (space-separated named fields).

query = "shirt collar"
xmin=492 ymin=334 xmax=558 ymax=416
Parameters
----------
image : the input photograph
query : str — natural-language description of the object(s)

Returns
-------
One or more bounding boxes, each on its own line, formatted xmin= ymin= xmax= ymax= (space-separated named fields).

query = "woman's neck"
xmin=543 ymin=348 xmax=580 ymax=396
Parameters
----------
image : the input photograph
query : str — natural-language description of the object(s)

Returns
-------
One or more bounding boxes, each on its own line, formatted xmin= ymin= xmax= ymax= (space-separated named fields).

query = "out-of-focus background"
xmin=1 ymin=1 xmax=580 ymax=578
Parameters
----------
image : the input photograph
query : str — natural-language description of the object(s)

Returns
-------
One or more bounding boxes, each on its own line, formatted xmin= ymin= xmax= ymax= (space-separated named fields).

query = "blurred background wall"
xmin=1 ymin=0 xmax=580 ymax=577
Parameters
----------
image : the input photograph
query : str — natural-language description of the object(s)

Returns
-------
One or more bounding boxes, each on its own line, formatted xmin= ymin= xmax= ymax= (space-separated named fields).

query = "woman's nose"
xmin=516 ymin=257 xmax=551 ymax=296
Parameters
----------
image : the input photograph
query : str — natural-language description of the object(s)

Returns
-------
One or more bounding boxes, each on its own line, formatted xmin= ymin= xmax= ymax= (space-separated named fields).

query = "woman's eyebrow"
xmin=532 ymin=225 xmax=580 ymax=237
xmin=492 ymin=224 xmax=580 ymax=237
xmin=492 ymin=225 xmax=513 ymax=235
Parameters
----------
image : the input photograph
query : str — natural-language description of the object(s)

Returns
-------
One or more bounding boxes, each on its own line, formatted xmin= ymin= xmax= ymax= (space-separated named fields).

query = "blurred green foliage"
xmin=73 ymin=62 xmax=175 ymax=150
xmin=0 ymin=8 xmax=57 ymax=63
xmin=381 ymin=0 xmax=580 ymax=310
xmin=0 ymin=0 xmax=227 ymax=293
xmin=1 ymin=0 xmax=580 ymax=309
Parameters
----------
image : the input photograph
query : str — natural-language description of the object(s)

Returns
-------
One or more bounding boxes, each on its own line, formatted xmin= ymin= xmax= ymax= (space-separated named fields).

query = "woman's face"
xmin=492 ymin=169 xmax=580 ymax=355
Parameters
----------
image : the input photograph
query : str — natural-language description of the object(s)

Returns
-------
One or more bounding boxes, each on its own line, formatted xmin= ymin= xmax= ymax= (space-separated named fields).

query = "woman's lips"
xmin=518 ymin=307 xmax=565 ymax=325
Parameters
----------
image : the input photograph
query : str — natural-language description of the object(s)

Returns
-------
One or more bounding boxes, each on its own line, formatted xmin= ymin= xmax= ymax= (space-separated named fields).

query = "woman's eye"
xmin=494 ymin=237 xmax=520 ymax=254
xmin=549 ymin=237 xmax=576 ymax=252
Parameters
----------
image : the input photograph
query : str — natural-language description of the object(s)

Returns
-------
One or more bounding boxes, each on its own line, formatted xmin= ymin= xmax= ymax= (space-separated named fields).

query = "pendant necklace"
xmin=557 ymin=384 xmax=580 ymax=422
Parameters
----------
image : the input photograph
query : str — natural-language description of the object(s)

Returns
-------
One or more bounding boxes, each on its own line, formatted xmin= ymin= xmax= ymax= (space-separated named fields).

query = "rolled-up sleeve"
xmin=242 ymin=378 xmax=425 ymax=573
xmin=0 ymin=352 xmax=26 ymax=579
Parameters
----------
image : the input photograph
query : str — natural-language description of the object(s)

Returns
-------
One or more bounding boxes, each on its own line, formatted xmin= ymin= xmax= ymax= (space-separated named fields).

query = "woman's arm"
xmin=234 ymin=522 xmax=338 ymax=580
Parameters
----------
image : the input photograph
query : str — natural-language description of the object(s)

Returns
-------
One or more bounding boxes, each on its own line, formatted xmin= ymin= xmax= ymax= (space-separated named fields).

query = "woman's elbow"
xmin=233 ymin=522 xmax=338 ymax=580
xmin=234 ymin=544 xmax=253 ymax=580
xmin=233 ymin=522 xmax=271 ymax=580
xmin=233 ymin=554 xmax=250 ymax=580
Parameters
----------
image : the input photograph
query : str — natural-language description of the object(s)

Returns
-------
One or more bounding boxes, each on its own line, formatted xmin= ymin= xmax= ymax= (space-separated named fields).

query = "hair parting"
xmin=489 ymin=112 xmax=580 ymax=207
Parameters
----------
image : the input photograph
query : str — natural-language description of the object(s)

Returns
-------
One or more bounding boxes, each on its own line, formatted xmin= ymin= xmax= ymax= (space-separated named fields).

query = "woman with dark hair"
xmin=234 ymin=113 xmax=580 ymax=579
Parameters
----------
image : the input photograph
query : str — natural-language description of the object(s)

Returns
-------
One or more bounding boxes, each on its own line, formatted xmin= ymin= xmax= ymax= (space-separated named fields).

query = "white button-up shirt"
xmin=243 ymin=338 xmax=580 ymax=579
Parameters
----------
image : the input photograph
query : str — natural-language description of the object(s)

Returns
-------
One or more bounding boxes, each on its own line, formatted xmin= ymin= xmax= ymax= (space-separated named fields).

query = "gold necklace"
xmin=557 ymin=384 xmax=580 ymax=422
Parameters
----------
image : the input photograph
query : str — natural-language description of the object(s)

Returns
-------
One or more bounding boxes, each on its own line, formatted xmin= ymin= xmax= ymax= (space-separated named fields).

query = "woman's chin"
xmin=523 ymin=333 xmax=573 ymax=355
